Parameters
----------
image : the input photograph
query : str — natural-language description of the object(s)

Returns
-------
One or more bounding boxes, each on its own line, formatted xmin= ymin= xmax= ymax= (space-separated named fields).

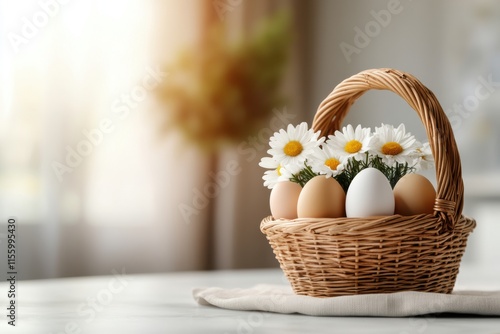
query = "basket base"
xmin=261 ymin=214 xmax=476 ymax=297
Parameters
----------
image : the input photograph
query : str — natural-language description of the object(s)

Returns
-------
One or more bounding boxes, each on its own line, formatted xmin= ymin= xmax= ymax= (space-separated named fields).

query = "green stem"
xmin=289 ymin=153 xmax=417 ymax=191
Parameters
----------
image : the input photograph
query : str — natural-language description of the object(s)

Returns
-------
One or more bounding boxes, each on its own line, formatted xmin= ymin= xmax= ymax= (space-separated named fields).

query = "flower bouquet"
xmin=260 ymin=122 xmax=437 ymax=220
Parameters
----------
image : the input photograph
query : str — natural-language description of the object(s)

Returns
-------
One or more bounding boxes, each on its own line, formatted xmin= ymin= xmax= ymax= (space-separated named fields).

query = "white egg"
xmin=345 ymin=167 xmax=395 ymax=218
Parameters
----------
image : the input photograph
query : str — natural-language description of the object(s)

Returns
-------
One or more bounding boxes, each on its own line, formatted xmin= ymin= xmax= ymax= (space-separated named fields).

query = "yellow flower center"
xmin=325 ymin=158 xmax=340 ymax=171
xmin=344 ymin=140 xmax=362 ymax=154
xmin=381 ymin=141 xmax=403 ymax=155
xmin=283 ymin=140 xmax=303 ymax=157
xmin=276 ymin=165 xmax=282 ymax=176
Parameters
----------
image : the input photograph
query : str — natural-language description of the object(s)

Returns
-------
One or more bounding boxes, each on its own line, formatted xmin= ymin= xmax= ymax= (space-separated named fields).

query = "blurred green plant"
xmin=155 ymin=11 xmax=290 ymax=151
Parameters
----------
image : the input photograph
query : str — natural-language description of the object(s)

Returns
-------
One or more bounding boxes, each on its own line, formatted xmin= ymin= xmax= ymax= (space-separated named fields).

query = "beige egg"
xmin=269 ymin=181 xmax=302 ymax=219
xmin=297 ymin=176 xmax=345 ymax=218
xmin=393 ymin=173 xmax=436 ymax=216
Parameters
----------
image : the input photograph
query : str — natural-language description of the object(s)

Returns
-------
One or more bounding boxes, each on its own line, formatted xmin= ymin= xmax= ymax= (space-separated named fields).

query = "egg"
xmin=346 ymin=168 xmax=394 ymax=217
xmin=269 ymin=181 xmax=302 ymax=219
xmin=393 ymin=173 xmax=436 ymax=215
xmin=297 ymin=176 xmax=345 ymax=218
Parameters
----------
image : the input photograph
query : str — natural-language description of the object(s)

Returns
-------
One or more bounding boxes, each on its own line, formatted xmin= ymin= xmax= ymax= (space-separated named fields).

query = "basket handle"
xmin=312 ymin=68 xmax=463 ymax=230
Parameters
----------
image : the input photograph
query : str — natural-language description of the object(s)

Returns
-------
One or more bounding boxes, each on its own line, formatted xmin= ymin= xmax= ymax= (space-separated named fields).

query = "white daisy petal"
xmin=263 ymin=169 xmax=285 ymax=189
xmin=414 ymin=142 xmax=434 ymax=170
xmin=371 ymin=123 xmax=421 ymax=166
xmin=266 ymin=122 xmax=324 ymax=167
xmin=309 ymin=141 xmax=345 ymax=178
xmin=327 ymin=124 xmax=372 ymax=160
xmin=260 ymin=158 xmax=291 ymax=189
xmin=259 ymin=157 xmax=279 ymax=169
xmin=281 ymin=162 xmax=303 ymax=178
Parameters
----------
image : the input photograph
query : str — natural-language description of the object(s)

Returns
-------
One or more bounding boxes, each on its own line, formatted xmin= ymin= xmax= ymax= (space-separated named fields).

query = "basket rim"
xmin=260 ymin=214 xmax=476 ymax=236
xmin=311 ymin=68 xmax=463 ymax=230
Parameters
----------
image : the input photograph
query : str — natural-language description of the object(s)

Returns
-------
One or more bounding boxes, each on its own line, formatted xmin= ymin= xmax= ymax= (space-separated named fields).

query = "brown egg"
xmin=297 ymin=176 xmax=345 ymax=218
xmin=393 ymin=173 xmax=436 ymax=216
xmin=269 ymin=181 xmax=302 ymax=219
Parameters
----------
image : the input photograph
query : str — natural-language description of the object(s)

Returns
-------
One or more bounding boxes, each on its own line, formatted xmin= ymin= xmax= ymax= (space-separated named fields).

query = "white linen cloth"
xmin=193 ymin=284 xmax=500 ymax=317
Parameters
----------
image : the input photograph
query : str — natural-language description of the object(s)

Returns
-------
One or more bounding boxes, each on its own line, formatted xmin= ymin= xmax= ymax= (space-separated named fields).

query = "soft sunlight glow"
xmin=0 ymin=0 xmax=157 ymax=225
xmin=0 ymin=62 xmax=12 ymax=118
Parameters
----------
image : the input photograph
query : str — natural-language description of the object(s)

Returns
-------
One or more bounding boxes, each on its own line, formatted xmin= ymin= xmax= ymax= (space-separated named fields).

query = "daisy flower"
xmin=414 ymin=142 xmax=434 ymax=170
xmin=267 ymin=122 xmax=324 ymax=168
xmin=259 ymin=157 xmax=285 ymax=189
xmin=371 ymin=123 xmax=420 ymax=165
xmin=309 ymin=142 xmax=345 ymax=178
xmin=262 ymin=169 xmax=282 ymax=189
xmin=259 ymin=156 xmax=301 ymax=189
xmin=327 ymin=124 xmax=372 ymax=161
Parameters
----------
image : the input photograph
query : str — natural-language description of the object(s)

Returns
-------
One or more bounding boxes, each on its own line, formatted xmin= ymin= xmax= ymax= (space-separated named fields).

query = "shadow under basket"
xmin=260 ymin=68 xmax=476 ymax=298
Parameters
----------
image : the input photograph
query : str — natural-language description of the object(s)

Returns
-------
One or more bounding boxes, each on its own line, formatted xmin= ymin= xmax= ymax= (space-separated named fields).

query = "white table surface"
xmin=1 ymin=265 xmax=500 ymax=334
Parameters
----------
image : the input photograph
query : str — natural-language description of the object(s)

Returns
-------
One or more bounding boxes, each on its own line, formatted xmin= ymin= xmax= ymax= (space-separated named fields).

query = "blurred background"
xmin=0 ymin=0 xmax=499 ymax=280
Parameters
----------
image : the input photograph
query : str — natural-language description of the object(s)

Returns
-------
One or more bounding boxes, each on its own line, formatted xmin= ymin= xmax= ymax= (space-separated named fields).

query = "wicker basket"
xmin=260 ymin=68 xmax=476 ymax=298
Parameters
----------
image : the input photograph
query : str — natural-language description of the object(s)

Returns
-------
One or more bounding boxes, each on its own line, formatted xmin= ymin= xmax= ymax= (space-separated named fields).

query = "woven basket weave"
xmin=260 ymin=68 xmax=476 ymax=298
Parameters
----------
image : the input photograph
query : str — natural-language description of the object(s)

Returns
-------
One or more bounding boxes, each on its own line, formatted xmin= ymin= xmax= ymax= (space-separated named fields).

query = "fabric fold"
xmin=193 ymin=284 xmax=500 ymax=317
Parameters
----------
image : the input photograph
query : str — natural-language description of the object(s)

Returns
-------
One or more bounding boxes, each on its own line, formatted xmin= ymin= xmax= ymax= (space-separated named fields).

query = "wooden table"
xmin=1 ymin=265 xmax=499 ymax=334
